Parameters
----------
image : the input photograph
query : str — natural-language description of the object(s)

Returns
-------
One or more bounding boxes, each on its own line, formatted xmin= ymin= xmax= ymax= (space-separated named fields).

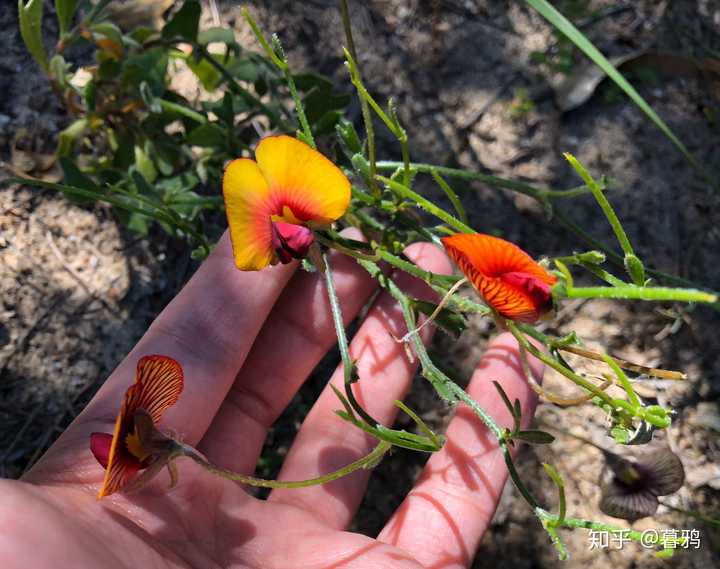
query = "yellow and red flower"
xmin=90 ymin=355 xmax=184 ymax=499
xmin=441 ymin=233 xmax=557 ymax=323
xmin=223 ymin=135 xmax=351 ymax=270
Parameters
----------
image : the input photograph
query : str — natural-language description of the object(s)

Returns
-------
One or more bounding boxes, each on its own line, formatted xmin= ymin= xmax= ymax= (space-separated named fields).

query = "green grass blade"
xmin=525 ymin=0 xmax=712 ymax=186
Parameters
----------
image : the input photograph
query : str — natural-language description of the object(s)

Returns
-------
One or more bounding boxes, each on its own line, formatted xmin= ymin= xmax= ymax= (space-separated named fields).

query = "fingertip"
xmin=403 ymin=241 xmax=453 ymax=276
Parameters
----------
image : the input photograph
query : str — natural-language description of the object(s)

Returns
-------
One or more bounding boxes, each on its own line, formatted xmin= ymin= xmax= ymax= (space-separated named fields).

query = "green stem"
xmin=370 ymin=262 xmax=542 ymax=509
xmin=563 ymin=153 xmax=640 ymax=275
xmin=506 ymin=321 xmax=621 ymax=413
xmin=323 ymin=252 xmax=378 ymax=427
xmin=431 ymin=170 xmax=469 ymax=225
xmin=340 ymin=0 xmax=379 ymax=198
xmin=377 ymin=175 xmax=475 ymax=233
xmin=601 ymin=354 xmax=640 ymax=409
xmin=565 ymin=285 xmax=717 ymax=303
xmin=158 ymin=99 xmax=207 ymax=124
xmin=185 ymin=441 xmax=391 ymax=488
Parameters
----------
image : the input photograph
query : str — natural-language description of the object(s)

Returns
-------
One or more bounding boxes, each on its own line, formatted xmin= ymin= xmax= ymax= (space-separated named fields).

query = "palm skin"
xmin=1 ymin=232 xmax=542 ymax=569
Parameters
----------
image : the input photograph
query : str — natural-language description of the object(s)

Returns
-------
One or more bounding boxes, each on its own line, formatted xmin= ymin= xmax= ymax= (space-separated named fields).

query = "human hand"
xmin=1 ymin=231 xmax=542 ymax=569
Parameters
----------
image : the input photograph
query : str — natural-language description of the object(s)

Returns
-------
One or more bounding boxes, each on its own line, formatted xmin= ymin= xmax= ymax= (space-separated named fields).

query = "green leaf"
xmin=89 ymin=22 xmax=123 ymax=46
xmin=49 ymin=55 xmax=71 ymax=89
xmin=624 ymin=253 xmax=646 ymax=287
xmin=515 ymin=430 xmax=556 ymax=444
xmin=524 ymin=0 xmax=707 ymax=183
xmin=19 ymin=0 xmax=48 ymax=72
xmin=411 ymin=299 xmax=467 ymax=338
xmin=187 ymin=56 xmax=222 ymax=91
xmin=134 ymin=144 xmax=158 ymax=183
xmin=55 ymin=0 xmax=79 ymax=36
xmin=126 ymin=212 xmax=151 ymax=235
xmin=610 ymin=424 xmax=631 ymax=444
xmin=84 ymin=79 xmax=97 ymax=112
xmin=162 ymin=0 xmax=201 ymax=42
xmin=197 ymin=27 xmax=236 ymax=46
xmin=186 ymin=123 xmax=226 ymax=147
xmin=336 ymin=118 xmax=363 ymax=155
xmin=57 ymin=119 xmax=87 ymax=157
xmin=123 ymin=48 xmax=169 ymax=96
xmin=225 ymin=57 xmax=260 ymax=82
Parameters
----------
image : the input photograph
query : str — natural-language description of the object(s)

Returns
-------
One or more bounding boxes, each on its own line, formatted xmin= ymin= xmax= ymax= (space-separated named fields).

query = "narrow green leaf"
xmin=18 ymin=0 xmax=48 ymax=72
xmin=134 ymin=145 xmax=157 ymax=183
xmin=515 ymin=430 xmax=556 ymax=444
xmin=55 ymin=0 xmax=79 ymax=36
xmin=197 ymin=27 xmax=236 ymax=46
xmin=57 ymin=119 xmax=87 ymax=157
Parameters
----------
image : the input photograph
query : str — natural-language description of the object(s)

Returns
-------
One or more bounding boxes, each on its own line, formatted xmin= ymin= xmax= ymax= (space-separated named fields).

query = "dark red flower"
xmin=90 ymin=355 xmax=183 ymax=499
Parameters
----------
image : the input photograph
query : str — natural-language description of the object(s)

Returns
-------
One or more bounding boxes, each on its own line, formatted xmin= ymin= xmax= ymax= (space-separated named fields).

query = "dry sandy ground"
xmin=1 ymin=1 xmax=719 ymax=567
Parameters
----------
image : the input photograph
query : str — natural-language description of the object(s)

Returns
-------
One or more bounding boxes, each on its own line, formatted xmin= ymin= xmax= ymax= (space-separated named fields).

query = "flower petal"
xmin=96 ymin=356 xmax=183 ymax=499
xmin=126 ymin=355 xmax=184 ymax=424
xmin=442 ymin=233 xmax=557 ymax=322
xmin=442 ymin=233 xmax=556 ymax=284
xmin=90 ymin=432 xmax=112 ymax=469
xmin=223 ymin=158 xmax=274 ymax=270
xmin=255 ymin=135 xmax=350 ymax=224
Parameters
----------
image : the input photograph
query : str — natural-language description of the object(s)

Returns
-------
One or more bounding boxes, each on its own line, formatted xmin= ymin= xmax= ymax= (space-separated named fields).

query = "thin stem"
xmin=371 ymin=263 xmax=542 ymax=510
xmin=158 ymin=99 xmax=207 ymax=124
xmin=602 ymin=354 xmax=641 ymax=409
xmin=506 ymin=321 xmax=620 ymax=412
xmin=558 ymin=344 xmax=686 ymax=380
xmin=431 ymin=170 xmax=469 ymax=225
xmin=185 ymin=441 xmax=391 ymax=488
xmin=323 ymin=251 xmax=379 ymax=427
xmin=565 ymin=285 xmax=717 ymax=303
xmin=340 ymin=0 xmax=379 ymax=197
xmin=397 ymin=277 xmax=467 ymax=342
xmin=563 ymin=153 xmax=640 ymax=275
xmin=377 ymin=175 xmax=475 ymax=233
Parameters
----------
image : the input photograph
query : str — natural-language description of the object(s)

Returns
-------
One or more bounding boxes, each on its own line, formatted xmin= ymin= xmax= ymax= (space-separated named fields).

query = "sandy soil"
xmin=1 ymin=1 xmax=719 ymax=567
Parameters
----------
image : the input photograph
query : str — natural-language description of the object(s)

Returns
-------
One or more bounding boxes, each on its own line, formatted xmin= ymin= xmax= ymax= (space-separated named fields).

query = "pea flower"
xmin=223 ymin=135 xmax=351 ymax=270
xmin=441 ymin=233 xmax=557 ymax=323
xmin=90 ymin=355 xmax=184 ymax=499
xmin=599 ymin=447 xmax=685 ymax=521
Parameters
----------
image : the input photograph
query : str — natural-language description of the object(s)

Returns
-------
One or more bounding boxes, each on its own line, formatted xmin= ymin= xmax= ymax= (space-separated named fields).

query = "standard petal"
xmin=442 ymin=233 xmax=556 ymax=285
xmin=223 ymin=158 xmax=275 ymax=270
xmin=126 ymin=355 xmax=184 ymax=424
xmin=442 ymin=233 xmax=557 ymax=322
xmin=255 ymin=135 xmax=351 ymax=224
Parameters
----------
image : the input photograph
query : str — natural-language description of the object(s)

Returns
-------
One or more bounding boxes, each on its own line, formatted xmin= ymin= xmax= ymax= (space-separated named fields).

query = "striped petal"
xmin=223 ymin=158 xmax=275 ymax=271
xmin=442 ymin=233 xmax=557 ymax=323
xmin=256 ymin=135 xmax=351 ymax=224
xmin=96 ymin=355 xmax=184 ymax=499
xmin=124 ymin=355 xmax=184 ymax=424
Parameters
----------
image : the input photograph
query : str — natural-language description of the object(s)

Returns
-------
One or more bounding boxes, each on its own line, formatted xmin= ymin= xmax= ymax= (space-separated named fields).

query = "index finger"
xmin=26 ymin=231 xmax=296 ymax=481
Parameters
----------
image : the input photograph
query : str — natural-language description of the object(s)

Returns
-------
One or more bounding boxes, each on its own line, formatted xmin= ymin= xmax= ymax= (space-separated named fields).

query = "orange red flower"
xmin=441 ymin=233 xmax=557 ymax=323
xmin=90 ymin=355 xmax=184 ymax=499
xmin=223 ymin=135 xmax=351 ymax=270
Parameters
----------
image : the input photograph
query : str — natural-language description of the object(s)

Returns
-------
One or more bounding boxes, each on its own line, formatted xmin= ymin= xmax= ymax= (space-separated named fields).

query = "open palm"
xmin=2 ymin=231 xmax=541 ymax=569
